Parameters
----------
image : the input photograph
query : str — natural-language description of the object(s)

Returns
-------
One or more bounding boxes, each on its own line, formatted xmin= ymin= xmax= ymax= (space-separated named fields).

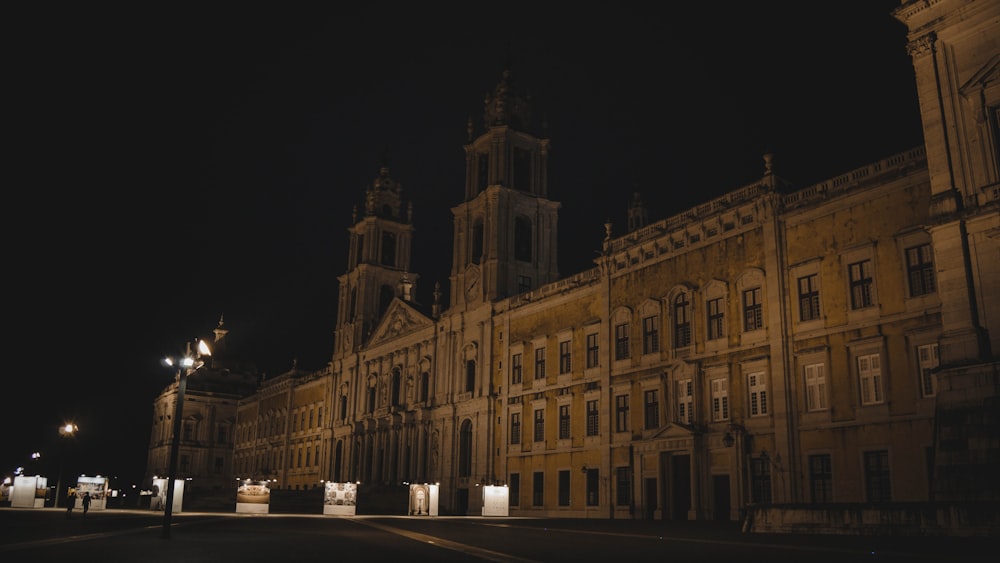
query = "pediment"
xmin=366 ymin=299 xmax=433 ymax=347
xmin=648 ymin=422 xmax=700 ymax=440
xmin=960 ymin=53 xmax=999 ymax=95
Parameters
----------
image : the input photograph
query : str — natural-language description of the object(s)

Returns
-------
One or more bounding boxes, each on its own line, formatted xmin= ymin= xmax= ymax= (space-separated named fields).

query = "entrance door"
xmin=713 ymin=475 xmax=731 ymax=520
xmin=456 ymin=487 xmax=469 ymax=515
xmin=671 ymin=454 xmax=691 ymax=520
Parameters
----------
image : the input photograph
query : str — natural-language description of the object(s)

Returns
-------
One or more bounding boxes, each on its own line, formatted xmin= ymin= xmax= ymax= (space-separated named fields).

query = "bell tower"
xmin=450 ymin=69 xmax=560 ymax=309
xmin=334 ymin=164 xmax=417 ymax=358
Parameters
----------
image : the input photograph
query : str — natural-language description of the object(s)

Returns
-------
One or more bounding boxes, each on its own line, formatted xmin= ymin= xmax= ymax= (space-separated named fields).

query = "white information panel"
xmin=75 ymin=475 xmax=109 ymax=511
xmin=408 ymin=483 xmax=439 ymax=516
xmin=323 ymin=482 xmax=358 ymax=515
xmin=236 ymin=480 xmax=270 ymax=514
xmin=11 ymin=475 xmax=47 ymax=508
xmin=482 ymin=485 xmax=509 ymax=516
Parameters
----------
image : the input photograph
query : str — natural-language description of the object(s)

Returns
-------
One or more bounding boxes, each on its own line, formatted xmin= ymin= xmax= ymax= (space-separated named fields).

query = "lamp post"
xmin=161 ymin=339 xmax=211 ymax=539
xmin=54 ymin=423 xmax=78 ymax=508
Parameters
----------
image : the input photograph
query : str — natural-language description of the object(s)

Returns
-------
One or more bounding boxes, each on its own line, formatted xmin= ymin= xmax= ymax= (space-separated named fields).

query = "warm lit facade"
xmin=145 ymin=319 xmax=258 ymax=495
xmin=216 ymin=0 xmax=999 ymax=522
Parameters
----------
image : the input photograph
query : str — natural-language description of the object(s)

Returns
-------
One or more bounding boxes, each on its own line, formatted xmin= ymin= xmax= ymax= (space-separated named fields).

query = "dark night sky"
xmin=4 ymin=2 xmax=922 ymax=489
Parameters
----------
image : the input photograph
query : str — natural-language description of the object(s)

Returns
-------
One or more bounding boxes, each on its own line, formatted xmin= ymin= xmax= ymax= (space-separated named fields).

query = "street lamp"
xmin=161 ymin=338 xmax=211 ymax=540
xmin=54 ymin=423 xmax=78 ymax=508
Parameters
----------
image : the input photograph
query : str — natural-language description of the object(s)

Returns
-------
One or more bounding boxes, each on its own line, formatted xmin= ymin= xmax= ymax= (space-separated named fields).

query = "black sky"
xmin=4 ymin=2 xmax=923 ymax=489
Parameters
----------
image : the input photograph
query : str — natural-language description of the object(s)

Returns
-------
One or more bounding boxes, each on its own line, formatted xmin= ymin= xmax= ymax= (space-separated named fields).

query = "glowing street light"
xmin=161 ymin=339 xmax=211 ymax=539
xmin=54 ymin=423 xmax=78 ymax=508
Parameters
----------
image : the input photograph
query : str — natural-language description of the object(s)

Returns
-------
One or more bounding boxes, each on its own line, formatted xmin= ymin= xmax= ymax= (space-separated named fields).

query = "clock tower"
xmin=450 ymin=69 xmax=560 ymax=309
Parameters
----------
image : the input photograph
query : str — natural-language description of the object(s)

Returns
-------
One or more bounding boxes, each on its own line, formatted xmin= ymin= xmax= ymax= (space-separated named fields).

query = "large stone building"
xmin=156 ymin=1 xmax=999 ymax=524
xmin=145 ymin=318 xmax=259 ymax=497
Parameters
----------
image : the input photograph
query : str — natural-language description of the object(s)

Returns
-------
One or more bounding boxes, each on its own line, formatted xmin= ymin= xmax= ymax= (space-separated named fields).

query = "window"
xmin=743 ymin=287 xmax=763 ymax=331
xmin=214 ymin=456 xmax=224 ymax=473
xmin=471 ymin=220 xmax=483 ymax=264
xmin=559 ymin=340 xmax=572 ymax=374
xmin=798 ymin=274 xmax=820 ymax=321
xmin=805 ymin=363 xmax=828 ymax=411
xmin=615 ymin=466 xmax=631 ymax=506
xmin=864 ymin=450 xmax=891 ymax=502
xmin=615 ymin=394 xmax=629 ymax=432
xmin=511 ymin=353 xmax=523 ymax=385
xmin=710 ymin=378 xmax=729 ymax=422
xmin=849 ymin=259 xmax=874 ymax=309
xmin=558 ymin=470 xmax=570 ymax=506
xmin=674 ymin=294 xmax=692 ymax=348
xmin=750 ymin=457 xmax=772 ymax=503
xmin=677 ymin=379 xmax=693 ymax=424
xmin=420 ymin=372 xmax=429 ymax=402
xmin=747 ymin=372 xmax=768 ymax=416
xmin=180 ymin=455 xmax=190 ymax=473
xmin=535 ymin=347 xmax=546 ymax=380
xmin=217 ymin=425 xmax=228 ymax=444
xmin=465 ymin=360 xmax=476 ymax=393
xmin=510 ymin=412 xmax=521 ymax=445
xmin=707 ymin=297 xmax=724 ymax=340
xmin=309 ymin=408 xmax=315 ymax=427
xmin=306 ymin=448 xmax=311 ymax=467
xmin=644 ymin=389 xmax=659 ymax=430
xmin=642 ymin=315 xmax=660 ymax=355
xmin=906 ymin=243 xmax=936 ymax=297
xmin=381 ymin=231 xmax=397 ymax=267
xmin=509 ymin=473 xmax=520 ymax=506
xmin=459 ymin=420 xmax=472 ymax=477
xmin=586 ymin=399 xmax=599 ymax=436
xmin=809 ymin=454 xmax=833 ymax=503
xmin=918 ymin=343 xmax=939 ymax=397
xmin=858 ymin=353 xmax=883 ymax=405
xmin=533 ymin=409 xmax=545 ymax=442
xmin=586 ymin=332 xmax=599 ymax=368
xmin=340 ymin=395 xmax=348 ymax=421
xmin=514 ymin=216 xmax=532 ymax=262
xmin=558 ymin=404 xmax=571 ymax=440
xmin=368 ymin=385 xmax=376 ymax=413
xmin=533 ymin=472 xmax=544 ymax=506
xmin=585 ymin=468 xmax=599 ymax=506
xmin=183 ymin=422 xmax=193 ymax=441
xmin=392 ymin=370 xmax=402 ymax=406
xmin=614 ymin=323 xmax=630 ymax=360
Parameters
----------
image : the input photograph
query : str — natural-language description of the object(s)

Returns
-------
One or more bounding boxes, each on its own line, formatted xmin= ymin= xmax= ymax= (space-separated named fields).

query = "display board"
xmin=74 ymin=475 xmax=108 ymax=511
xmin=11 ymin=475 xmax=47 ymax=508
xmin=482 ymin=485 xmax=509 ymax=516
xmin=323 ymin=482 xmax=358 ymax=515
xmin=236 ymin=479 xmax=270 ymax=514
xmin=407 ymin=483 xmax=439 ymax=516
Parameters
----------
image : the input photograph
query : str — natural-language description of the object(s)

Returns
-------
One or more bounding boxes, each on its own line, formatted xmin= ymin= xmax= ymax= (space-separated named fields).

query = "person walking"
xmin=65 ymin=490 xmax=76 ymax=519
xmin=81 ymin=492 xmax=91 ymax=518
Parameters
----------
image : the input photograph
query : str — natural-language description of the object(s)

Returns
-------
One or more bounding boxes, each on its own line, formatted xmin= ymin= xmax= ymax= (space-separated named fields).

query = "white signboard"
xmin=482 ymin=485 xmax=509 ymax=516
xmin=323 ymin=482 xmax=358 ymax=515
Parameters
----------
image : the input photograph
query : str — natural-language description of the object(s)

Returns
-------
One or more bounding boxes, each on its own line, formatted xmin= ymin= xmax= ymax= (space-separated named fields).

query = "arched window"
xmin=459 ymin=419 xmax=473 ymax=477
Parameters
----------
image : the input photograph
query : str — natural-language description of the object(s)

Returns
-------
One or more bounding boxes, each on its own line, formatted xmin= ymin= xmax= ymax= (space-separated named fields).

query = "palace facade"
xmin=152 ymin=0 xmax=999 ymax=522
